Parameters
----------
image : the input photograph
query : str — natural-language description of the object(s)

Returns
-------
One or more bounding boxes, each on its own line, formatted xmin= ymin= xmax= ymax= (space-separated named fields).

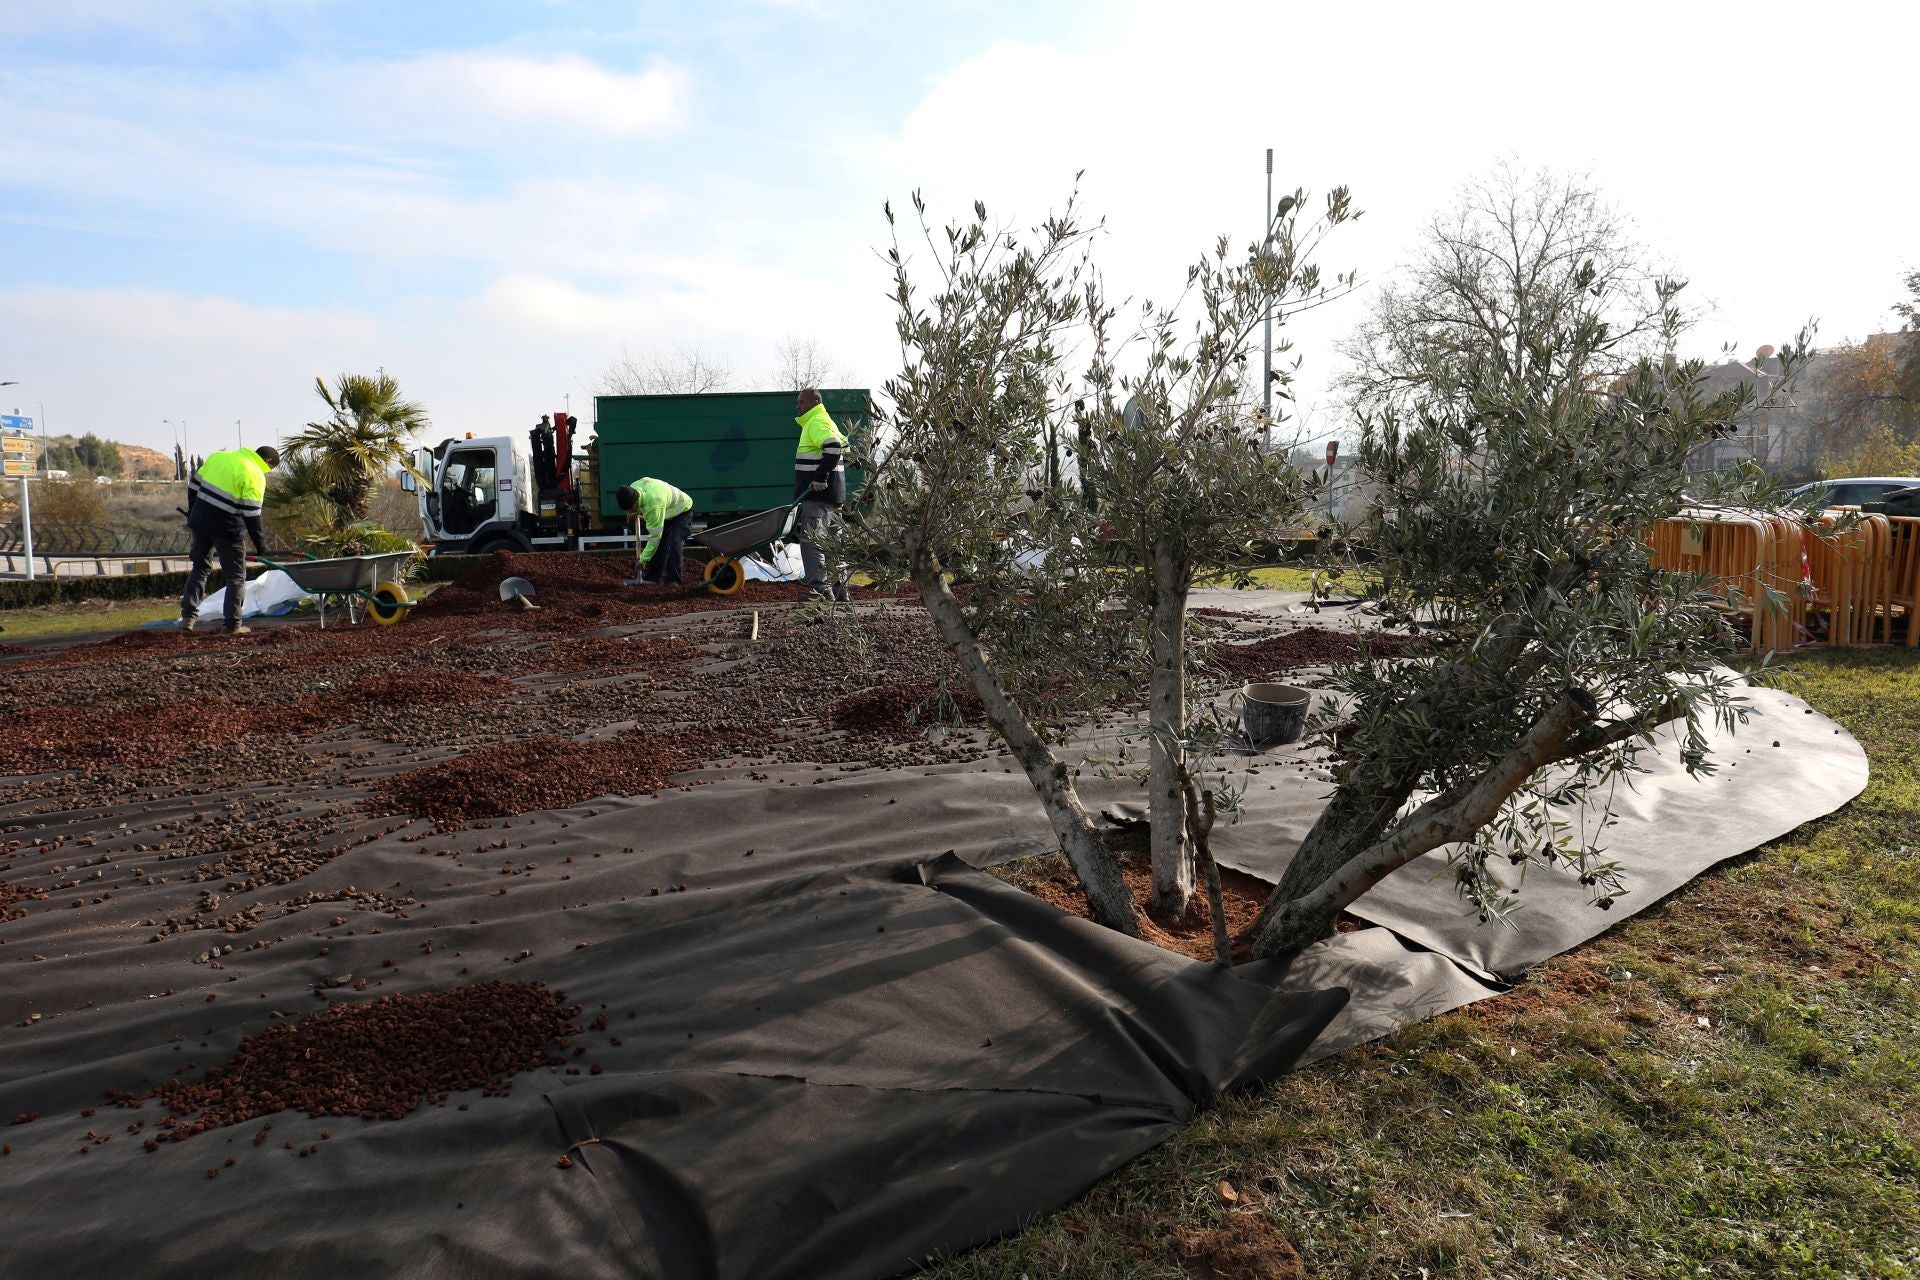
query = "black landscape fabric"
xmin=0 ymin=847 xmax=1344 ymax=1280
xmin=0 ymin=583 xmax=1868 ymax=1278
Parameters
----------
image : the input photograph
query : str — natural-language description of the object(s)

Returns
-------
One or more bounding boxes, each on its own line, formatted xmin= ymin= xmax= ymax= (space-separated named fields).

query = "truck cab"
xmin=408 ymin=433 xmax=632 ymax=556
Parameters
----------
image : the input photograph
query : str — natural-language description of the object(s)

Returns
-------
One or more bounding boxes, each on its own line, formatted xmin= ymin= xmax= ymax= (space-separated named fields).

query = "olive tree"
xmin=840 ymin=192 xmax=1144 ymax=931
xmin=1246 ymin=281 xmax=1808 ymax=957
xmin=1075 ymin=188 xmax=1358 ymax=917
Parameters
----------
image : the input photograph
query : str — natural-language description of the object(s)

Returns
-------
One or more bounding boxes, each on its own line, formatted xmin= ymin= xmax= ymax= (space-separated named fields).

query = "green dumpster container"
xmin=592 ymin=389 xmax=872 ymax=524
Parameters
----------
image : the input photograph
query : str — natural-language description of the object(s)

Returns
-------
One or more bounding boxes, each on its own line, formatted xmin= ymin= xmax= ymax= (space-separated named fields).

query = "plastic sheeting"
xmin=194 ymin=568 xmax=317 ymax=622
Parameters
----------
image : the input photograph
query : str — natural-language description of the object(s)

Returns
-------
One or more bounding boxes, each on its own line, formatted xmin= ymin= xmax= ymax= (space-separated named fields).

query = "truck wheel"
xmin=368 ymin=581 xmax=409 ymax=625
xmin=703 ymin=556 xmax=746 ymax=596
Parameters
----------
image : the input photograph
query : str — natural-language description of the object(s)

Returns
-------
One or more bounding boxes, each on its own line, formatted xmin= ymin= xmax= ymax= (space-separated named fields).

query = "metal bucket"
xmin=1242 ymin=682 xmax=1310 ymax=748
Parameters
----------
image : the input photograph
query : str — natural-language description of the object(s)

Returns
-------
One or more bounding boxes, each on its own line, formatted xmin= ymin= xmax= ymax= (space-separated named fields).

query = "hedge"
xmin=0 ymin=568 xmax=211 ymax=610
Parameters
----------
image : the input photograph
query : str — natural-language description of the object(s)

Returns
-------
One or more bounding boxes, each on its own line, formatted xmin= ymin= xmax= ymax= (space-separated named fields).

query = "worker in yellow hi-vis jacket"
xmin=179 ymin=444 xmax=281 ymax=635
xmin=616 ymin=476 xmax=694 ymax=587
xmin=793 ymin=387 xmax=850 ymax=602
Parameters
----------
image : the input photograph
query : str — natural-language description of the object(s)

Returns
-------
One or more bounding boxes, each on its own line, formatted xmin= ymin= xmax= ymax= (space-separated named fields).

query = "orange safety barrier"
xmin=1804 ymin=513 xmax=1891 ymax=647
xmin=1887 ymin=516 xmax=1920 ymax=648
xmin=1645 ymin=511 xmax=1805 ymax=655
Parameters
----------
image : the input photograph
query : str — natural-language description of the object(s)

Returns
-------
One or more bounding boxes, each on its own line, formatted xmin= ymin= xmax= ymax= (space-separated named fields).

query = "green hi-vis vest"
xmin=794 ymin=403 xmax=847 ymax=501
xmin=191 ymin=448 xmax=271 ymax=517
xmin=631 ymin=477 xmax=693 ymax=564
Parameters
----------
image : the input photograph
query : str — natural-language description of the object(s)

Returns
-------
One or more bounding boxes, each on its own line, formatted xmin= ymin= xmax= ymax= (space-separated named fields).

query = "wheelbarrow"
xmin=688 ymin=498 xmax=805 ymax=596
xmin=252 ymin=550 xmax=418 ymax=628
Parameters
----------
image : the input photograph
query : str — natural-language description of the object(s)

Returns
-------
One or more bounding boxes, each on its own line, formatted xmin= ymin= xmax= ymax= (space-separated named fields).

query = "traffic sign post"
xmin=2 ymin=414 xmax=34 ymax=580
xmin=1324 ymin=439 xmax=1338 ymax=525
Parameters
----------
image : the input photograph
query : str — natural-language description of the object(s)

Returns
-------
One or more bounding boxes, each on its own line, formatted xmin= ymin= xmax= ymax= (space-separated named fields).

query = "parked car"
xmin=1788 ymin=476 xmax=1920 ymax=509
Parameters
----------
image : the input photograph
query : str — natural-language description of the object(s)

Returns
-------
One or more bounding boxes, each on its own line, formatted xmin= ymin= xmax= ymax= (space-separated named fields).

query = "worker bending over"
xmin=618 ymin=477 xmax=695 ymax=587
xmin=793 ymin=387 xmax=850 ymax=602
xmin=179 ymin=444 xmax=280 ymax=635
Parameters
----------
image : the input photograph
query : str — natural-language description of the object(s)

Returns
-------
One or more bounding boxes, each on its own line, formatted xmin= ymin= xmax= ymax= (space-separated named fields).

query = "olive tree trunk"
xmin=1146 ymin=541 xmax=1192 ymax=917
xmin=908 ymin=535 xmax=1139 ymax=934
xmin=1249 ymin=690 xmax=1604 ymax=957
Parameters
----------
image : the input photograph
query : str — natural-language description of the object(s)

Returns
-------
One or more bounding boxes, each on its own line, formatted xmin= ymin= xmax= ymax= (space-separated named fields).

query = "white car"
xmin=1789 ymin=476 xmax=1920 ymax=509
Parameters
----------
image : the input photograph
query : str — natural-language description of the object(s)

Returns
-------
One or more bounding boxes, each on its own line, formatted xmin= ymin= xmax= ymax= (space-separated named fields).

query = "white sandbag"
xmin=196 ymin=569 xmax=316 ymax=621
xmin=740 ymin=543 xmax=806 ymax=582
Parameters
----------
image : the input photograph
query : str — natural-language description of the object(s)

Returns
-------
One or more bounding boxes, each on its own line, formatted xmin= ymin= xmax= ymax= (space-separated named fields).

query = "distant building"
xmin=1689 ymin=335 xmax=1915 ymax=479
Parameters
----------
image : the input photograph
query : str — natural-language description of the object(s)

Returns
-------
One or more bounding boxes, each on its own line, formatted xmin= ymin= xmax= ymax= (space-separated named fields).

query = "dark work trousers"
xmin=798 ymin=499 xmax=850 ymax=600
xmin=641 ymin=510 xmax=695 ymax=585
xmin=180 ymin=530 xmax=248 ymax=628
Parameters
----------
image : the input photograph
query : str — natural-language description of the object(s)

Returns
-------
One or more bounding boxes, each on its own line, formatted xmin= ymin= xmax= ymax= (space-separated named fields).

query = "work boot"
xmin=223 ymin=624 xmax=252 ymax=636
xmin=831 ymin=585 xmax=852 ymax=603
xmin=179 ymin=614 xmax=198 ymax=633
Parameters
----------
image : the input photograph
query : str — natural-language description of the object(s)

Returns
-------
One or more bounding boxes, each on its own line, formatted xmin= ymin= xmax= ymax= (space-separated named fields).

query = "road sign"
xmin=0 ymin=414 xmax=34 ymax=433
xmin=2 ymin=436 xmax=29 ymax=454
xmin=1325 ymin=440 xmax=1339 ymax=467
xmin=4 ymin=458 xmax=35 ymax=478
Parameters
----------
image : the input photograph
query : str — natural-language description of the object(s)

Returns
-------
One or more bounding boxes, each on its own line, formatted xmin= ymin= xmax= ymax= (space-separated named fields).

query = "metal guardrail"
xmin=0 ymin=523 xmax=189 ymax=556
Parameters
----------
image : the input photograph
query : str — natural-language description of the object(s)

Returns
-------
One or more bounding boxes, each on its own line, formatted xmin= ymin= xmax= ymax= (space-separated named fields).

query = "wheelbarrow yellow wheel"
xmin=703 ymin=556 xmax=746 ymax=596
xmin=368 ymin=580 xmax=410 ymax=625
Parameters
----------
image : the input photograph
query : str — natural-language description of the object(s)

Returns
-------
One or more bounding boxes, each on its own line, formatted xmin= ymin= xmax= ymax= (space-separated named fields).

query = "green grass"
xmin=0 ymin=596 xmax=180 ymax=640
xmin=925 ymin=648 xmax=1920 ymax=1279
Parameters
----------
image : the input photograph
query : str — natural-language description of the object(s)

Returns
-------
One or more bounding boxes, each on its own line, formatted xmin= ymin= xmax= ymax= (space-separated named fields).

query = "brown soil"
xmin=1174 ymin=1216 xmax=1309 ymax=1280
xmin=129 ymin=982 xmax=578 ymax=1139
xmin=1020 ymin=859 xmax=1277 ymax=964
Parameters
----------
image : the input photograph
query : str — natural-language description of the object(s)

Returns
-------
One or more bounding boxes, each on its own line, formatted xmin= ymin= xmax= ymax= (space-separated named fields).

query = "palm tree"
xmin=284 ymin=372 xmax=430 ymax=518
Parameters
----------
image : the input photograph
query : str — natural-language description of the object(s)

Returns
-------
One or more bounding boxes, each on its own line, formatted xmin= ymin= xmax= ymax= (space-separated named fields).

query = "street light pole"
xmin=1262 ymin=147 xmax=1273 ymax=454
xmin=7 ymin=389 xmax=34 ymax=581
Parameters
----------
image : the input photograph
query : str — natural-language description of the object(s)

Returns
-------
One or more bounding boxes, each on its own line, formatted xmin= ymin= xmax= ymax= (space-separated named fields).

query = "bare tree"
xmin=601 ymin=345 xmax=732 ymax=396
xmin=1340 ymin=163 xmax=1663 ymax=415
xmin=765 ymin=336 xmax=853 ymax=392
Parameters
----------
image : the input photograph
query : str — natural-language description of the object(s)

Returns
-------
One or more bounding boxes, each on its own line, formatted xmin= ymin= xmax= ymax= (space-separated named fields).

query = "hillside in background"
xmin=24 ymin=433 xmax=178 ymax=481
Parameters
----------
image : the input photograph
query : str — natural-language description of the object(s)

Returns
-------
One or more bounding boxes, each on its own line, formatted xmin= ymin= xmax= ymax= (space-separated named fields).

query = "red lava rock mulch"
xmin=373 ymin=729 xmax=722 ymax=828
xmin=830 ymin=681 xmax=983 ymax=739
xmin=0 ymin=880 xmax=49 ymax=920
xmin=281 ymin=669 xmax=514 ymax=730
xmin=1175 ymin=1217 xmax=1309 ymax=1280
xmin=0 ymin=699 xmax=256 ymax=774
xmin=1207 ymin=626 xmax=1412 ymax=682
xmin=130 ymin=982 xmax=579 ymax=1140
xmin=1021 ymin=859 xmax=1278 ymax=964
xmin=421 ymin=551 xmax=873 ymax=626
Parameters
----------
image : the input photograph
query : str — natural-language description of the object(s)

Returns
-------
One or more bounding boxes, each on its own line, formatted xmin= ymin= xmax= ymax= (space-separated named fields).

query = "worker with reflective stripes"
xmin=793 ymin=388 xmax=850 ymax=602
xmin=179 ymin=444 xmax=281 ymax=635
xmin=616 ymin=476 xmax=695 ymax=586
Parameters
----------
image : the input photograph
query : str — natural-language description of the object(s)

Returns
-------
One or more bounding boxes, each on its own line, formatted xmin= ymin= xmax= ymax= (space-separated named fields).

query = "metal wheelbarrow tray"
xmin=258 ymin=551 xmax=418 ymax=628
xmin=686 ymin=500 xmax=803 ymax=595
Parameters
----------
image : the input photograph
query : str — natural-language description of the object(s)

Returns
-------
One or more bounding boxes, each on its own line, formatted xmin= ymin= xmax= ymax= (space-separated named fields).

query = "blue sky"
xmin=1 ymin=0 xmax=1914 ymax=456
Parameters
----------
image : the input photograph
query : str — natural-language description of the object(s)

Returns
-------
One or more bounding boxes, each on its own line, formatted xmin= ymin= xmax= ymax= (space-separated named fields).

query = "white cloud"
xmin=365 ymin=53 xmax=690 ymax=140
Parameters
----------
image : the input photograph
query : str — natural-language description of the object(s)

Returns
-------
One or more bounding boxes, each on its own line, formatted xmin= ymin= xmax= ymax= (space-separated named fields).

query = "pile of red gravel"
xmin=0 ymin=880 xmax=48 ymax=920
xmin=0 ymin=699 xmax=255 ymax=775
xmin=374 ymin=729 xmax=721 ymax=828
xmin=1206 ymin=627 xmax=1411 ymax=681
xmin=140 ymin=982 xmax=578 ymax=1137
xmin=281 ymin=669 xmax=514 ymax=731
xmin=420 ymin=551 xmax=830 ymax=624
xmin=831 ymin=681 xmax=984 ymax=739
